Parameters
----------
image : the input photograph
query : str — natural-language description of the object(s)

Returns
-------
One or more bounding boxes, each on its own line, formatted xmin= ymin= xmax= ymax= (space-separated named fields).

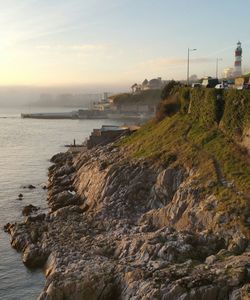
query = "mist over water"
xmin=0 ymin=84 xmax=129 ymax=108
xmin=0 ymin=107 xmax=124 ymax=299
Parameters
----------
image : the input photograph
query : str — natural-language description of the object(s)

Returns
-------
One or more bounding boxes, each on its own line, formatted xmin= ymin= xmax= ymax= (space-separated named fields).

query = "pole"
xmin=216 ymin=58 xmax=218 ymax=78
xmin=187 ymin=48 xmax=197 ymax=86
xmin=216 ymin=58 xmax=222 ymax=79
xmin=187 ymin=48 xmax=190 ymax=86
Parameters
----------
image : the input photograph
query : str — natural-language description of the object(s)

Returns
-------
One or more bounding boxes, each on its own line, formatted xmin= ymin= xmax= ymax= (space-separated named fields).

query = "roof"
xmin=101 ymin=125 xmax=126 ymax=132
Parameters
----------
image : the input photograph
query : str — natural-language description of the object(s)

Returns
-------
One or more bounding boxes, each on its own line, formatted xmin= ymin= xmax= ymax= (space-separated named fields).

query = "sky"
xmin=0 ymin=0 xmax=250 ymax=88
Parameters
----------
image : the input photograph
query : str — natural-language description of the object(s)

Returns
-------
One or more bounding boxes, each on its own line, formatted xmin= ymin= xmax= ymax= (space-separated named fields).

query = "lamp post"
xmin=187 ymin=48 xmax=197 ymax=86
xmin=216 ymin=58 xmax=223 ymax=78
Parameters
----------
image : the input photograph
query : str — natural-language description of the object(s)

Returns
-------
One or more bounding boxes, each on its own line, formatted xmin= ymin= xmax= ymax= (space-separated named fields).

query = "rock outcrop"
xmin=22 ymin=204 xmax=39 ymax=216
xmin=5 ymin=143 xmax=250 ymax=300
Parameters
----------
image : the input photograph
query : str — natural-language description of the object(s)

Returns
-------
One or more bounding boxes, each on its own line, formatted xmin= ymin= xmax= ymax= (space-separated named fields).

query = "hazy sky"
xmin=0 ymin=0 xmax=249 ymax=86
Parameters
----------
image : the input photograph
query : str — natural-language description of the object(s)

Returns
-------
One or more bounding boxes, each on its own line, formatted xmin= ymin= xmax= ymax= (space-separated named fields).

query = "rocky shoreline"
xmin=4 ymin=142 xmax=250 ymax=299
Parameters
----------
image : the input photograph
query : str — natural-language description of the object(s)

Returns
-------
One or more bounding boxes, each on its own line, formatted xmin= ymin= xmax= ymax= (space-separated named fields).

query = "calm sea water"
xmin=0 ymin=107 xmax=124 ymax=300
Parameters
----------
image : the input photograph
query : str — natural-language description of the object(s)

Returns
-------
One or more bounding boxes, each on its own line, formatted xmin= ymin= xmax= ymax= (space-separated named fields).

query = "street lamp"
xmin=187 ymin=48 xmax=197 ymax=86
xmin=216 ymin=58 xmax=223 ymax=79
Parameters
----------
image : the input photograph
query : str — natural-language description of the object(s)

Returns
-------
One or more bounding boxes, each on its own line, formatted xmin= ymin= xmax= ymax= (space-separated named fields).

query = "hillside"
xmin=5 ymin=87 xmax=250 ymax=299
xmin=121 ymin=87 xmax=250 ymax=234
xmin=110 ymin=89 xmax=162 ymax=106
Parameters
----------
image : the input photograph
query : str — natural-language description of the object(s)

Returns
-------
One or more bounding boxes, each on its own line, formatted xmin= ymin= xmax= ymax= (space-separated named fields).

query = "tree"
xmin=161 ymin=80 xmax=179 ymax=100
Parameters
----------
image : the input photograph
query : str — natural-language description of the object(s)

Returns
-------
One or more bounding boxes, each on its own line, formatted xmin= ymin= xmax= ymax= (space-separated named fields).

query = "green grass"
xmin=110 ymin=89 xmax=162 ymax=106
xmin=187 ymin=122 xmax=250 ymax=191
xmin=121 ymin=115 xmax=217 ymax=179
xmin=119 ymin=113 xmax=250 ymax=234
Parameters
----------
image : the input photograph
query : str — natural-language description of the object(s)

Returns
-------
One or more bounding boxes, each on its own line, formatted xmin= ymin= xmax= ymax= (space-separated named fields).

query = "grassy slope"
xmin=120 ymin=113 xmax=250 ymax=232
xmin=110 ymin=89 xmax=162 ymax=106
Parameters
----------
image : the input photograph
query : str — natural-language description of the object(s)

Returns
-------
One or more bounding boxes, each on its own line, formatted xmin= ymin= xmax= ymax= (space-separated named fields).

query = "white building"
xmin=223 ymin=67 xmax=234 ymax=79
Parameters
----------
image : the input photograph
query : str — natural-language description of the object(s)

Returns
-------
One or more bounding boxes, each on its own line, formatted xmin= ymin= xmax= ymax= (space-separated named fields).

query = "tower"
xmin=234 ymin=41 xmax=242 ymax=77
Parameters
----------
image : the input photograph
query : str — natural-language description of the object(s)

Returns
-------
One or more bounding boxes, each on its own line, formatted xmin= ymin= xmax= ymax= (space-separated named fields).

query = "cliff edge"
xmin=4 ymin=87 xmax=250 ymax=300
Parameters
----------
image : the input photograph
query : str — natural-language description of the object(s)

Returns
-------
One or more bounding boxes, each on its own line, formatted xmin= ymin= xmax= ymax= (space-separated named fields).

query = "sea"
xmin=0 ymin=107 xmax=126 ymax=300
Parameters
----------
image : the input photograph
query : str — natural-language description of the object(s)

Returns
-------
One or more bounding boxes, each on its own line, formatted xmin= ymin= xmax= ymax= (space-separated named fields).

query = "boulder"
xmin=205 ymin=255 xmax=217 ymax=265
xmin=50 ymin=152 xmax=69 ymax=164
xmin=22 ymin=204 xmax=39 ymax=216
xmin=50 ymin=191 xmax=83 ymax=212
xmin=28 ymin=184 xmax=36 ymax=189
xmin=3 ymin=222 xmax=11 ymax=233
xmin=22 ymin=245 xmax=48 ymax=268
xmin=25 ymin=213 xmax=46 ymax=223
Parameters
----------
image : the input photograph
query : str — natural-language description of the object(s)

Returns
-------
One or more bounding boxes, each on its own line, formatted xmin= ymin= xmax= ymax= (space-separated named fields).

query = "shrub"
xmin=156 ymin=81 xmax=182 ymax=121
xmin=220 ymin=90 xmax=250 ymax=139
xmin=161 ymin=80 xmax=180 ymax=100
xmin=179 ymin=88 xmax=191 ymax=114
xmin=156 ymin=93 xmax=180 ymax=122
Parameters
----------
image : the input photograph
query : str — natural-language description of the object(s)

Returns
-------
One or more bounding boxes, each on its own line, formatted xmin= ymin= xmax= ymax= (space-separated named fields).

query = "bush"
xmin=155 ymin=81 xmax=182 ymax=122
xmin=155 ymin=93 xmax=180 ymax=122
xmin=161 ymin=80 xmax=180 ymax=100
xmin=220 ymin=90 xmax=250 ymax=139
xmin=110 ymin=89 xmax=162 ymax=106
xmin=179 ymin=88 xmax=191 ymax=114
xmin=188 ymin=88 xmax=224 ymax=127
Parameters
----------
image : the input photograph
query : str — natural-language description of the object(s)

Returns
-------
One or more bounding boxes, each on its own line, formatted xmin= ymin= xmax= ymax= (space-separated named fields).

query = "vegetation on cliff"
xmin=110 ymin=89 xmax=162 ymax=106
xmin=6 ymin=86 xmax=250 ymax=299
xmin=121 ymin=87 xmax=250 ymax=234
xmin=155 ymin=80 xmax=181 ymax=121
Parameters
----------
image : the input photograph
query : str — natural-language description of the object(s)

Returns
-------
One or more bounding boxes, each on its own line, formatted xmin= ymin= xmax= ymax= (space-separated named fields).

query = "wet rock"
xmin=22 ymin=204 xmax=39 ymax=216
xmin=50 ymin=152 xmax=71 ymax=164
xmin=5 ymin=143 xmax=250 ymax=299
xmin=3 ymin=222 xmax=11 ymax=233
xmin=55 ymin=165 xmax=75 ymax=177
xmin=27 ymin=184 xmax=36 ymax=190
xmin=51 ymin=205 xmax=83 ymax=218
xmin=50 ymin=152 xmax=63 ymax=163
xmin=9 ymin=225 xmax=30 ymax=251
xmin=49 ymin=191 xmax=83 ymax=212
xmin=25 ymin=213 xmax=46 ymax=223
xmin=22 ymin=245 xmax=48 ymax=268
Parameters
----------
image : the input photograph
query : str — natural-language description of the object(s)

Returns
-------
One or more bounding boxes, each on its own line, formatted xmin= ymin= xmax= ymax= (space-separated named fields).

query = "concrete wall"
xmin=115 ymin=104 xmax=155 ymax=113
xmin=87 ymin=129 xmax=129 ymax=149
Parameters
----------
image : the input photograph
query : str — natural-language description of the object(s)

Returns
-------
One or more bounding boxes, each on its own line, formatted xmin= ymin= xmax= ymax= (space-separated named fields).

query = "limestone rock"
xmin=22 ymin=245 xmax=48 ymax=268
xmin=5 ymin=143 xmax=250 ymax=299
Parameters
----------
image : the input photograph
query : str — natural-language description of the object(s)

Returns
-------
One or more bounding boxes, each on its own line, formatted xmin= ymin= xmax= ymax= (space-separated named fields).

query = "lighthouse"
xmin=234 ymin=41 xmax=242 ymax=77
